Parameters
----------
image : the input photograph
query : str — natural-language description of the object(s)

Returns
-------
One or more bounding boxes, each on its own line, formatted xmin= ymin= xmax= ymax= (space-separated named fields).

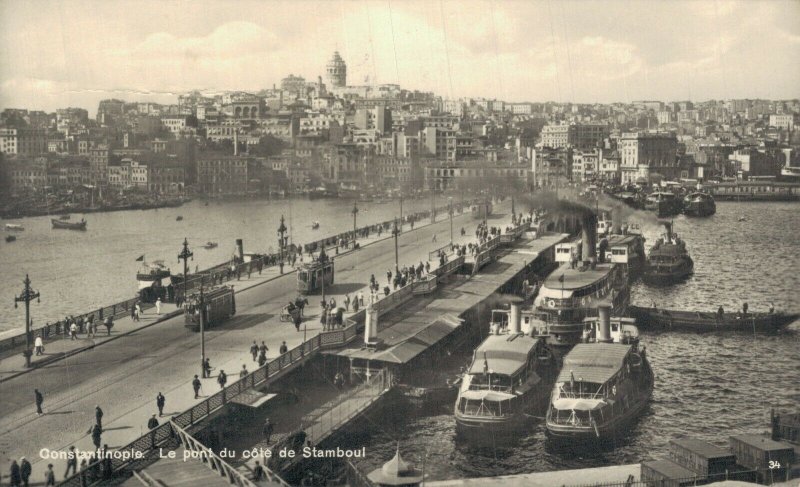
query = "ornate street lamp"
xmin=448 ymin=197 xmax=454 ymax=244
xmin=392 ymin=219 xmax=400 ymax=272
xmin=278 ymin=215 xmax=288 ymax=274
xmin=351 ymin=202 xmax=359 ymax=248
xmin=178 ymin=238 xmax=193 ymax=303
xmin=14 ymin=274 xmax=40 ymax=368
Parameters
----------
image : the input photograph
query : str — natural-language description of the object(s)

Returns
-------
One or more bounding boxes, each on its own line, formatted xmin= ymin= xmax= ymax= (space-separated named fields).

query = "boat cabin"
xmin=555 ymin=242 xmax=581 ymax=263
xmin=533 ymin=262 xmax=621 ymax=324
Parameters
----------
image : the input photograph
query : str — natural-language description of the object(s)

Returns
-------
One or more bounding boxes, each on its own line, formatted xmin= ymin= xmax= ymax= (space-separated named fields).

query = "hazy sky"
xmin=1 ymin=0 xmax=799 ymax=112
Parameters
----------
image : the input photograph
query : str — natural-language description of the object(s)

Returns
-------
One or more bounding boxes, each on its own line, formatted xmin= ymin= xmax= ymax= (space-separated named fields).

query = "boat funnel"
xmin=236 ymin=239 xmax=244 ymax=261
xmin=597 ymin=305 xmax=612 ymax=343
xmin=611 ymin=207 xmax=622 ymax=234
xmin=509 ymin=303 xmax=521 ymax=334
xmin=364 ymin=303 xmax=378 ymax=344
xmin=581 ymin=213 xmax=598 ymax=266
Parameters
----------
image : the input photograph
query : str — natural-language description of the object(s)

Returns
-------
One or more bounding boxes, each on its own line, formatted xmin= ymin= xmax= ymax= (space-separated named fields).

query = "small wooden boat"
xmin=176 ymin=216 xmax=184 ymax=221
xmin=5 ymin=235 xmax=16 ymax=242
xmin=51 ymin=219 xmax=87 ymax=230
xmin=629 ymin=306 xmax=799 ymax=333
xmin=5 ymin=223 xmax=24 ymax=231
xmin=203 ymin=241 xmax=218 ymax=249
xmin=311 ymin=221 xmax=320 ymax=230
xmin=59 ymin=214 xmax=71 ymax=220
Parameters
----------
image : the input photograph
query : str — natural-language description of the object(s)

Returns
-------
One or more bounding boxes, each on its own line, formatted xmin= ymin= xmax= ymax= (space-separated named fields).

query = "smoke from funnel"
xmin=581 ymin=213 xmax=598 ymax=264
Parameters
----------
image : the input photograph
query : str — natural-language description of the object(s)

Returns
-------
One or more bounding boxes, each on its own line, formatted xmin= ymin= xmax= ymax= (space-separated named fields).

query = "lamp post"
xmin=392 ymin=219 xmax=400 ymax=272
xmin=278 ymin=215 xmax=287 ymax=274
xmin=178 ymin=238 xmax=193 ymax=304
xmin=448 ymin=197 xmax=454 ymax=244
xmin=14 ymin=275 xmax=40 ymax=368
xmin=199 ymin=277 xmax=206 ymax=377
xmin=399 ymin=194 xmax=404 ymax=233
xmin=351 ymin=202 xmax=359 ymax=248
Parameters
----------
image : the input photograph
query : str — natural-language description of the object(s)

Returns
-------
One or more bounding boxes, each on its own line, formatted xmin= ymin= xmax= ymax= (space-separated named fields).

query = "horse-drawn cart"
xmin=280 ymin=305 xmax=301 ymax=322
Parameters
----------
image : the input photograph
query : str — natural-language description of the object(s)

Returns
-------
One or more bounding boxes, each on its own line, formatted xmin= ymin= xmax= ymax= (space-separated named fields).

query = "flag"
xmin=483 ymin=351 xmax=489 ymax=375
xmin=558 ymin=274 xmax=565 ymax=283
xmin=136 ymin=255 xmax=145 ymax=262
xmin=570 ymin=370 xmax=575 ymax=391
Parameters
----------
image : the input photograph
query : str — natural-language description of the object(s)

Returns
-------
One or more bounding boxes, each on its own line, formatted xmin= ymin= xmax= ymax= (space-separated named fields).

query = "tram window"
xmin=611 ymin=323 xmax=619 ymax=332
xmin=298 ymin=272 xmax=308 ymax=283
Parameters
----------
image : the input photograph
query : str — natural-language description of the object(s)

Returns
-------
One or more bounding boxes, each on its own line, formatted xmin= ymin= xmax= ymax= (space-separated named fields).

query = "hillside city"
xmin=1 ymin=51 xmax=799 ymax=214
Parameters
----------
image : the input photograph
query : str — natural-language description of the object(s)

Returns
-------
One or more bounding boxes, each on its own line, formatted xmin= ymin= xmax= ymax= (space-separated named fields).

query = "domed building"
xmin=326 ymin=51 xmax=347 ymax=88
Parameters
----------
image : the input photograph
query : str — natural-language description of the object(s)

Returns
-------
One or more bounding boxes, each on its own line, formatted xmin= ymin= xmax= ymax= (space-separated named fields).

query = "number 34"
xmin=768 ymin=460 xmax=782 ymax=469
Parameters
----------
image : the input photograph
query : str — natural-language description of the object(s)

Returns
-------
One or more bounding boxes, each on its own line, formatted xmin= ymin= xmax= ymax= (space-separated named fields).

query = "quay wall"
xmin=0 ymin=198 xmax=486 ymax=356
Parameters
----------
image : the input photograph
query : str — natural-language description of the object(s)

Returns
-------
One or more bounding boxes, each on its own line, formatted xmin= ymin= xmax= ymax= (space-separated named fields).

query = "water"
xmin=349 ymin=201 xmax=800 ymax=480
xmin=0 ymin=196 xmax=442 ymax=333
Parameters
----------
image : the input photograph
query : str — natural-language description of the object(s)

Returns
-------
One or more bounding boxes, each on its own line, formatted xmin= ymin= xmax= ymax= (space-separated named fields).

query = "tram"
xmin=184 ymin=286 xmax=236 ymax=331
xmin=297 ymin=259 xmax=335 ymax=294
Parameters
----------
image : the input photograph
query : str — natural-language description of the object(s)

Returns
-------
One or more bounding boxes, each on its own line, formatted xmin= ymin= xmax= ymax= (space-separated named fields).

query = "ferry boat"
xmin=454 ymin=304 xmax=555 ymax=435
xmin=136 ymin=261 xmax=171 ymax=290
xmin=51 ymin=218 xmax=87 ymax=230
xmin=683 ymin=192 xmax=716 ymax=217
xmin=644 ymin=192 xmax=682 ymax=217
xmin=311 ymin=221 xmax=320 ymax=230
xmin=545 ymin=307 xmax=653 ymax=442
xmin=642 ymin=222 xmax=693 ymax=285
xmin=526 ymin=216 xmax=630 ymax=355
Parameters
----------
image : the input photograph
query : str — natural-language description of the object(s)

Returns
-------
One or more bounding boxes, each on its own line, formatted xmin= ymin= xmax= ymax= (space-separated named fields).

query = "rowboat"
xmin=51 ymin=218 xmax=87 ymax=230
xmin=629 ymin=306 xmax=799 ymax=333
xmin=5 ymin=235 xmax=16 ymax=242
xmin=5 ymin=223 xmax=24 ymax=231
xmin=203 ymin=241 xmax=218 ymax=249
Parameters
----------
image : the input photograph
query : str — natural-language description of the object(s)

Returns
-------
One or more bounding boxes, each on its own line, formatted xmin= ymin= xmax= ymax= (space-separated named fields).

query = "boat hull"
xmin=51 ymin=219 xmax=87 ymax=230
xmin=629 ymin=306 xmax=799 ymax=333
xmin=683 ymin=202 xmax=716 ymax=217
xmin=546 ymin=393 xmax=651 ymax=442
xmin=642 ymin=259 xmax=693 ymax=285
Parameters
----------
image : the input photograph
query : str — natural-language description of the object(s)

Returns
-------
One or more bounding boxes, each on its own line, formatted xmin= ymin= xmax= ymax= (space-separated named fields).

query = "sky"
xmin=1 ymin=0 xmax=799 ymax=113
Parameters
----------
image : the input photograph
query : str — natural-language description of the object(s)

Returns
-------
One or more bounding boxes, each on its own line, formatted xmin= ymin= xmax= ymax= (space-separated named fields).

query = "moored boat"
xmin=59 ymin=214 xmax=71 ymax=220
xmin=311 ymin=221 xmax=320 ymax=230
xmin=203 ymin=241 xmax=218 ymax=249
xmin=51 ymin=218 xmax=87 ymax=230
xmin=629 ymin=306 xmax=799 ymax=333
xmin=644 ymin=192 xmax=682 ymax=217
xmin=454 ymin=304 xmax=555 ymax=436
xmin=545 ymin=307 xmax=653 ymax=442
xmin=683 ymin=192 xmax=716 ymax=217
xmin=5 ymin=235 xmax=16 ymax=242
xmin=5 ymin=223 xmax=24 ymax=231
xmin=642 ymin=222 xmax=693 ymax=285
xmin=176 ymin=215 xmax=183 ymax=221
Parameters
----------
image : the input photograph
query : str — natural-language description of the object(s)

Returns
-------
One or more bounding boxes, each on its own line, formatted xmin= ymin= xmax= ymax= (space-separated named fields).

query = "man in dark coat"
xmin=192 ymin=375 xmax=202 ymax=399
xmin=91 ymin=423 xmax=102 ymax=449
xmin=279 ymin=341 xmax=288 ymax=355
xmin=9 ymin=459 xmax=21 ymax=487
xmin=64 ymin=446 xmax=77 ymax=478
xmin=35 ymin=389 xmax=43 ymax=415
xmin=263 ymin=418 xmax=274 ymax=443
xmin=156 ymin=392 xmax=165 ymax=416
xmin=147 ymin=414 xmax=159 ymax=430
xmin=95 ymin=405 xmax=104 ymax=429
xmin=250 ymin=341 xmax=258 ymax=361
xmin=20 ymin=457 xmax=31 ymax=487
xmin=217 ymin=370 xmax=227 ymax=389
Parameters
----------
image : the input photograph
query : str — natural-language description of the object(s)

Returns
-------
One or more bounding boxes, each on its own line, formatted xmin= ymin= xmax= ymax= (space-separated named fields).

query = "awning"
xmin=552 ymin=397 xmax=605 ymax=411
xmin=459 ymin=390 xmax=515 ymax=402
xmin=228 ymin=391 xmax=278 ymax=408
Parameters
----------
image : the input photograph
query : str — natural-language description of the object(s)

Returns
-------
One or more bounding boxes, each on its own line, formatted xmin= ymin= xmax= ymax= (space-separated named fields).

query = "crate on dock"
xmin=669 ymin=437 xmax=737 ymax=478
xmin=641 ymin=459 xmax=704 ymax=487
xmin=729 ymin=434 xmax=795 ymax=484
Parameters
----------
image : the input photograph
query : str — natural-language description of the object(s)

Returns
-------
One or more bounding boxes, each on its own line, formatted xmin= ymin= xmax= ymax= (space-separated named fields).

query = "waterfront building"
xmin=88 ymin=144 xmax=111 ymax=184
xmin=619 ymin=132 xmax=679 ymax=184
xmin=0 ymin=127 xmax=48 ymax=156
xmin=540 ymin=123 xmax=608 ymax=149
xmin=425 ymin=161 xmax=528 ymax=191
xmin=3 ymin=156 xmax=48 ymax=192
xmin=148 ymin=159 xmax=185 ymax=194
xmin=326 ymin=51 xmax=347 ymax=88
xmin=196 ymin=153 xmax=252 ymax=195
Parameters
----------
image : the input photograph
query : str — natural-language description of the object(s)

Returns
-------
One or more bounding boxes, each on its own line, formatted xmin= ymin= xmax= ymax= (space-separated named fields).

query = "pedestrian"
xmin=742 ymin=302 xmax=748 ymax=316
xmin=45 ymin=463 xmax=56 ymax=486
xmin=64 ymin=446 xmax=77 ymax=478
xmin=263 ymin=418 xmax=274 ymax=444
xmin=155 ymin=297 xmax=162 ymax=315
xmin=258 ymin=352 xmax=266 ymax=367
xmin=192 ymin=375 xmax=202 ymax=399
xmin=432 ymin=233 xmax=437 ymax=243
xmin=104 ymin=316 xmax=113 ymax=335
xmin=10 ymin=459 xmax=21 ymax=487
xmin=147 ymin=414 xmax=159 ymax=430
xmin=240 ymin=364 xmax=248 ymax=379
xmin=70 ymin=321 xmax=78 ymax=340
xmin=251 ymin=461 xmax=265 ymax=481
xmin=35 ymin=389 xmax=43 ymax=415
xmin=259 ymin=341 xmax=268 ymax=358
xmin=358 ymin=291 xmax=364 ymax=307
xmin=250 ymin=340 xmax=259 ymax=361
xmin=217 ymin=369 xmax=227 ymax=389
xmin=20 ymin=457 xmax=31 ymax=487
xmin=91 ymin=423 xmax=102 ymax=449
xmin=384 ymin=285 xmax=390 ymax=297
xmin=95 ymin=405 xmax=104 ymax=430
xmin=386 ymin=269 xmax=392 ymax=284
xmin=33 ymin=334 xmax=44 ymax=356
xmin=343 ymin=293 xmax=350 ymax=311
xmin=130 ymin=305 xmax=136 ymax=321
xmin=293 ymin=310 xmax=302 ymax=331
xmin=279 ymin=341 xmax=288 ymax=355
xmin=203 ymin=358 xmax=212 ymax=378
xmin=156 ymin=392 xmax=165 ymax=416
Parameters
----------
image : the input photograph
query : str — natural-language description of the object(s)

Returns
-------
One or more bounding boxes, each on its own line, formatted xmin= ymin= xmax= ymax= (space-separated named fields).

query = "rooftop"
xmin=557 ymin=343 xmax=633 ymax=384
xmin=543 ymin=262 xmax=614 ymax=291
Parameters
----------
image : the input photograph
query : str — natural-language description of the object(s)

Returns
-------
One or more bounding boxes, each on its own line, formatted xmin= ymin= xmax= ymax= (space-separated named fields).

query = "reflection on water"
xmin=350 ymin=201 xmax=800 ymax=480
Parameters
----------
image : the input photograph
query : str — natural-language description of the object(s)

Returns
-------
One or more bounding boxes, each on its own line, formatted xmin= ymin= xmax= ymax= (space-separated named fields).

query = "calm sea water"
xmin=0 ymin=196 xmax=442 ymax=334
xmin=349 ymin=201 xmax=800 ymax=480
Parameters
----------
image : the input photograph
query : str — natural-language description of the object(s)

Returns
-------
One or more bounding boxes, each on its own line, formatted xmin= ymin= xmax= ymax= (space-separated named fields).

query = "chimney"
xmin=236 ymin=239 xmax=244 ymax=261
xmin=364 ymin=303 xmax=378 ymax=344
xmin=581 ymin=213 xmax=598 ymax=266
xmin=509 ymin=303 xmax=521 ymax=334
xmin=597 ymin=305 xmax=612 ymax=343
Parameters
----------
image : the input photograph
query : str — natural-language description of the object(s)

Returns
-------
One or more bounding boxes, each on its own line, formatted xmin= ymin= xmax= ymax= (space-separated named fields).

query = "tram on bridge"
xmin=184 ymin=286 xmax=236 ymax=331
xmin=297 ymin=259 xmax=334 ymax=294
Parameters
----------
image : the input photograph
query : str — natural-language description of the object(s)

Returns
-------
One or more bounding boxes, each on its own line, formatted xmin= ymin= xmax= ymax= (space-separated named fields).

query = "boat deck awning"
xmin=228 ymin=391 xmax=278 ymax=408
xmin=553 ymin=397 xmax=605 ymax=411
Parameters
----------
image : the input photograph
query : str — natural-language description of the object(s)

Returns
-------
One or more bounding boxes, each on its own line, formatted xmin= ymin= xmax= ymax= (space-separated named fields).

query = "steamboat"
xmin=683 ymin=192 xmax=716 ymax=217
xmin=642 ymin=221 xmax=693 ymax=285
xmin=545 ymin=306 xmax=653 ymax=442
xmin=644 ymin=191 xmax=682 ymax=217
xmin=454 ymin=304 xmax=555 ymax=435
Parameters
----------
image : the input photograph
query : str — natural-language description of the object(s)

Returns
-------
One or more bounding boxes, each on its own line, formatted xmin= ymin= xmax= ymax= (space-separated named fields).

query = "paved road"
xmin=0 ymin=203 xmax=512 ymax=482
